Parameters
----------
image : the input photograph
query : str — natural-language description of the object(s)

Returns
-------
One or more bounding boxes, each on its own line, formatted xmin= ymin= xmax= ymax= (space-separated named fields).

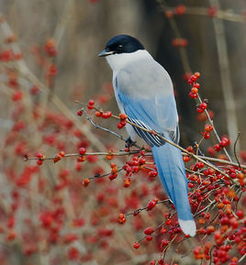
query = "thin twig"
xmin=84 ymin=109 xmax=128 ymax=143
xmin=239 ymin=253 xmax=246 ymax=263
xmin=234 ymin=132 xmax=241 ymax=169
xmin=87 ymin=168 xmax=124 ymax=181
xmin=194 ymin=200 xmax=216 ymax=217
xmin=197 ymin=95 xmax=232 ymax=162
xmin=164 ymin=6 xmax=246 ymax=23
xmin=126 ymin=199 xmax=170 ymax=216
xmin=25 ymin=148 xmax=246 ymax=169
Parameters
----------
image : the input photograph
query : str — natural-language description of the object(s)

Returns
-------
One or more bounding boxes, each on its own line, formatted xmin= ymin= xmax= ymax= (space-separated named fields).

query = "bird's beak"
xmin=98 ymin=49 xmax=114 ymax=57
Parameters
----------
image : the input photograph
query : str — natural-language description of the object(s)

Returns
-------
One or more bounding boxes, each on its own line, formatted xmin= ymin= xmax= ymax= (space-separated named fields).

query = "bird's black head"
xmin=98 ymin=34 xmax=145 ymax=57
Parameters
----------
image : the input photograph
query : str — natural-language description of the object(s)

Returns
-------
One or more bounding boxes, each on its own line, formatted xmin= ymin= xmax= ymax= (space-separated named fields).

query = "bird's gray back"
xmin=114 ymin=58 xmax=173 ymax=99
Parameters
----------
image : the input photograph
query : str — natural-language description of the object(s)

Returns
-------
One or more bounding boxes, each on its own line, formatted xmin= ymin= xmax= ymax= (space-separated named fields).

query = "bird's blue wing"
xmin=116 ymin=89 xmax=179 ymax=146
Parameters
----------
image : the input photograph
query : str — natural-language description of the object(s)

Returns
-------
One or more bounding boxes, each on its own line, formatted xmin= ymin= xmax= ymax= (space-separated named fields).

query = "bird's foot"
xmin=125 ymin=137 xmax=136 ymax=148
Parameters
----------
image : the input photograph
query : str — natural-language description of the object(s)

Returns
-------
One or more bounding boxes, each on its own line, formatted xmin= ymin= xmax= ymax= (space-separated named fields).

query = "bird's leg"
xmin=125 ymin=137 xmax=136 ymax=148
xmin=193 ymin=142 xmax=205 ymax=156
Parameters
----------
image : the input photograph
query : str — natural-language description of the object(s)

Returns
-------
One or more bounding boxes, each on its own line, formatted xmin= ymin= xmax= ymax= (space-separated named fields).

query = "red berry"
xmin=188 ymin=72 xmax=200 ymax=84
xmin=123 ymin=178 xmax=131 ymax=187
xmin=202 ymin=131 xmax=210 ymax=139
xmin=214 ymin=144 xmax=221 ymax=152
xmin=207 ymin=146 xmax=215 ymax=156
xmin=53 ymin=154 xmax=62 ymax=163
xmin=208 ymin=6 xmax=217 ymax=17
xmin=6 ymin=231 xmax=16 ymax=241
xmin=67 ymin=247 xmax=80 ymax=261
xmin=220 ymin=136 xmax=230 ymax=147
xmin=193 ymin=83 xmax=200 ymax=88
xmin=204 ymin=124 xmax=213 ymax=132
xmin=144 ymin=227 xmax=154 ymax=235
xmin=165 ymin=10 xmax=174 ymax=18
xmin=12 ymin=91 xmax=23 ymax=101
xmin=200 ymin=102 xmax=208 ymax=110
xmin=48 ymin=64 xmax=57 ymax=76
xmin=77 ymin=110 xmax=83 ymax=116
xmin=101 ymin=111 xmax=112 ymax=119
xmin=119 ymin=113 xmax=127 ymax=120
xmin=82 ymin=178 xmax=90 ymax=187
xmin=118 ymin=213 xmax=126 ymax=224
xmin=146 ymin=199 xmax=158 ymax=211
xmin=139 ymin=157 xmax=146 ymax=165
xmin=189 ymin=91 xmax=198 ymax=99
xmin=172 ymin=38 xmax=188 ymax=47
xmin=183 ymin=156 xmax=191 ymax=162
xmin=44 ymin=39 xmax=57 ymax=57
xmin=188 ymin=183 xmax=194 ymax=188
xmin=175 ymin=5 xmax=186 ymax=15
xmin=87 ymin=99 xmax=95 ymax=109
xmin=186 ymin=146 xmax=194 ymax=153
xmin=236 ymin=210 xmax=244 ymax=219
xmin=160 ymin=228 xmax=167 ymax=234
xmin=160 ymin=239 xmax=169 ymax=247
xmin=165 ymin=219 xmax=172 ymax=225
xmin=194 ymin=72 xmax=201 ymax=78
xmin=35 ymin=152 xmax=44 ymax=159
xmin=117 ymin=121 xmax=126 ymax=129
xmin=191 ymin=87 xmax=199 ymax=94
xmin=133 ymin=242 xmax=140 ymax=249
xmin=30 ymin=86 xmax=40 ymax=95
xmin=79 ymin=147 xmax=86 ymax=155
xmin=145 ymin=235 xmax=153 ymax=241
xmin=37 ymin=159 xmax=43 ymax=166
xmin=196 ymin=107 xmax=203 ymax=113
xmin=148 ymin=171 xmax=158 ymax=178
xmin=95 ymin=111 xmax=102 ymax=117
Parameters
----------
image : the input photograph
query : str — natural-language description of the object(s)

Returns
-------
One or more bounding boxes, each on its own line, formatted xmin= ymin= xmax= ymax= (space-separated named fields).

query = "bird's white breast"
xmin=106 ymin=50 xmax=153 ymax=72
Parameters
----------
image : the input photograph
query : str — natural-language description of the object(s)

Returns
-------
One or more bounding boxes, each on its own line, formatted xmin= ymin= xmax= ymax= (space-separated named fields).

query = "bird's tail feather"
xmin=152 ymin=143 xmax=196 ymax=236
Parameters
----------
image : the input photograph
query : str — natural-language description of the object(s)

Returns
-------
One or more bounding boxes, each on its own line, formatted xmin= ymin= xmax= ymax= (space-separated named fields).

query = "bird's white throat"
xmin=106 ymin=50 xmax=152 ymax=71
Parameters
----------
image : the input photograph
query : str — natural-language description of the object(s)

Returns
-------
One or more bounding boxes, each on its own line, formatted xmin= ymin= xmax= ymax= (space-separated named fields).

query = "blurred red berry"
xmin=144 ymin=227 xmax=154 ymax=235
xmin=175 ymin=5 xmax=186 ymax=15
xmin=133 ymin=242 xmax=140 ymax=249
xmin=79 ymin=147 xmax=86 ymax=155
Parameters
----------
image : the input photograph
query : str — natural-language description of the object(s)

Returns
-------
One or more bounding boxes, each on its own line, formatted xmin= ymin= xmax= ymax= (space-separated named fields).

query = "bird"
xmin=98 ymin=34 xmax=196 ymax=236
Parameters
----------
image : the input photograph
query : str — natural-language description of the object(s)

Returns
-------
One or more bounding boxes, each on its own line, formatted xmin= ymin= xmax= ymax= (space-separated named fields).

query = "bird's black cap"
xmin=98 ymin=34 xmax=145 ymax=57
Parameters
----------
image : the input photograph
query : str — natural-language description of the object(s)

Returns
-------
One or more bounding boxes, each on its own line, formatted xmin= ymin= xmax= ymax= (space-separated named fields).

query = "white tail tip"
xmin=178 ymin=219 xmax=196 ymax=237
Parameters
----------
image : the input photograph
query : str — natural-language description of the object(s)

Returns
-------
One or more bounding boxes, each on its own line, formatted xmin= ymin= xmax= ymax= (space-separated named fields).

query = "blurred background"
xmin=0 ymin=0 xmax=245 ymax=264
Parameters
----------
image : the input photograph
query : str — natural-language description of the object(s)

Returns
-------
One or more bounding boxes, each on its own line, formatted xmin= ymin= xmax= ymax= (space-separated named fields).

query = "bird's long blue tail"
xmin=152 ymin=142 xmax=196 ymax=236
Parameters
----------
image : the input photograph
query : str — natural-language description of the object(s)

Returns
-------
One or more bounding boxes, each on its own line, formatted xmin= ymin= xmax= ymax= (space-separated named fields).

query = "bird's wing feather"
xmin=114 ymin=59 xmax=180 ymax=145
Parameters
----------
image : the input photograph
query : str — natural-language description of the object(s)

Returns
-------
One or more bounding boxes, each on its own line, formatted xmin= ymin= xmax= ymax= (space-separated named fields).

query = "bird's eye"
xmin=118 ymin=44 xmax=123 ymax=48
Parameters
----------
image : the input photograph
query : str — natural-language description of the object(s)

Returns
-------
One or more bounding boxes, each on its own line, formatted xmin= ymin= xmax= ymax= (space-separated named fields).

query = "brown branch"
xmin=165 ymin=6 xmax=246 ymax=23
xmin=26 ymin=149 xmax=246 ymax=170
xmin=126 ymin=199 xmax=169 ymax=217
xmin=233 ymin=132 xmax=242 ymax=169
